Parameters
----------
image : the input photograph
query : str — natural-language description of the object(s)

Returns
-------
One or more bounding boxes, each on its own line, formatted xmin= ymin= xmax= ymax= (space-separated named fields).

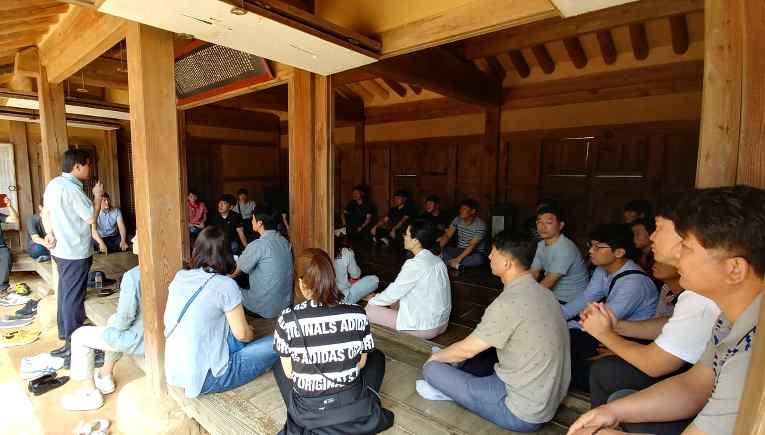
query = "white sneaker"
xmin=94 ymin=373 xmax=115 ymax=395
xmin=61 ymin=388 xmax=104 ymax=411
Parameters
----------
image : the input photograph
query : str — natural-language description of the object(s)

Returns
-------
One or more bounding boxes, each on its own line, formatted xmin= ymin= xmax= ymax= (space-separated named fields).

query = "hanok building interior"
xmin=0 ymin=0 xmax=763 ymax=434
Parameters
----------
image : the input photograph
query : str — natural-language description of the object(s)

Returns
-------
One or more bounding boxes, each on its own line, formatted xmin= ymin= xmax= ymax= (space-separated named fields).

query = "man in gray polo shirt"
xmin=568 ymin=186 xmax=764 ymax=435
xmin=42 ymin=149 xmax=103 ymax=359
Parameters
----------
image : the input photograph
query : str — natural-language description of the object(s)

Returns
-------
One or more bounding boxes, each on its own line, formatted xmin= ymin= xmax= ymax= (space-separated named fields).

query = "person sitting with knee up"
xmin=92 ymin=193 xmax=129 ymax=254
xmin=61 ymin=235 xmax=144 ymax=411
xmin=186 ymin=189 xmax=207 ymax=239
xmin=530 ymin=204 xmax=590 ymax=304
xmin=563 ymin=223 xmax=657 ymax=391
xmin=232 ymin=210 xmax=293 ymax=319
xmin=342 ymin=185 xmax=375 ymax=240
xmin=208 ymin=194 xmax=247 ymax=255
xmin=420 ymin=195 xmax=450 ymax=235
xmin=334 ymin=237 xmax=379 ymax=304
xmin=370 ymin=190 xmax=414 ymax=246
xmin=584 ymin=200 xmax=720 ymax=415
xmin=418 ymin=231 xmax=570 ymax=432
xmin=164 ymin=226 xmax=278 ymax=398
xmin=366 ymin=220 xmax=451 ymax=340
xmin=439 ymin=198 xmax=489 ymax=271
xmin=27 ymin=203 xmax=52 ymax=262
xmin=568 ymin=186 xmax=765 ymax=435
xmin=273 ymin=248 xmax=394 ymax=434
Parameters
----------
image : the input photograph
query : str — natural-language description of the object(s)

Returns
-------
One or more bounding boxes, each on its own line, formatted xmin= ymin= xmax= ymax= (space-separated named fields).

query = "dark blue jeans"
xmin=53 ymin=256 xmax=93 ymax=341
xmin=28 ymin=243 xmax=50 ymax=259
xmin=441 ymin=246 xmax=486 ymax=269
xmin=199 ymin=332 xmax=278 ymax=395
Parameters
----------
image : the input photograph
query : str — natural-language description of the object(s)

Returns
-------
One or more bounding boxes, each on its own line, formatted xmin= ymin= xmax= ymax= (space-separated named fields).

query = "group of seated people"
xmin=59 ymin=185 xmax=763 ymax=435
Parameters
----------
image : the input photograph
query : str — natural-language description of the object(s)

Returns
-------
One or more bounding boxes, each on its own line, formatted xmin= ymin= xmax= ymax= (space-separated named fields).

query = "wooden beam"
xmin=409 ymin=84 xmax=423 ymax=95
xmin=38 ymin=5 xmax=127 ymax=84
xmin=377 ymin=0 xmax=558 ymax=57
xmin=365 ymin=47 xmax=502 ymax=106
xmin=74 ymin=57 xmax=128 ymax=90
xmin=485 ymin=56 xmax=507 ymax=82
xmin=0 ymin=4 xmax=67 ymax=25
xmin=563 ymin=37 xmax=587 ymax=69
xmin=126 ymin=22 xmax=183 ymax=396
xmin=14 ymin=48 xmax=39 ymax=79
xmin=596 ymin=30 xmax=618 ymax=65
xmin=484 ymin=106 xmax=500 ymax=206
xmin=9 ymin=121 xmax=34 ymax=248
xmin=382 ymin=79 xmax=407 ymax=98
xmin=346 ymin=82 xmax=374 ymax=103
xmin=0 ymin=1 xmax=63 ymax=11
xmin=0 ymin=36 xmax=40 ymax=53
xmin=508 ymin=50 xmax=531 ymax=78
xmin=628 ymin=23 xmax=649 ymax=61
xmin=365 ymin=97 xmax=482 ymax=125
xmin=0 ymin=16 xmax=58 ymax=38
xmin=288 ymin=69 xmax=334 ymax=256
xmin=669 ymin=14 xmax=690 ymax=55
xmin=365 ymin=79 xmax=390 ymax=100
xmin=186 ymin=106 xmax=280 ymax=132
xmin=464 ymin=0 xmax=703 ymax=60
xmin=531 ymin=44 xmax=555 ymax=74
xmin=37 ymin=63 xmax=68 ymax=184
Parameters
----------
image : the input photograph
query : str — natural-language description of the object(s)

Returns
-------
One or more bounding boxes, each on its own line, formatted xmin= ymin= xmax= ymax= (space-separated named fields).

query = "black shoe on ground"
xmin=28 ymin=374 xmax=69 ymax=396
xmin=50 ymin=342 xmax=71 ymax=358
xmin=94 ymin=349 xmax=104 ymax=368
xmin=15 ymin=299 xmax=38 ymax=317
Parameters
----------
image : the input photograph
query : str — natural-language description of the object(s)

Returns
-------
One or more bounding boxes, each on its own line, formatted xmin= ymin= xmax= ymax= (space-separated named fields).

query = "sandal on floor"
xmin=73 ymin=418 xmax=110 ymax=435
xmin=61 ymin=388 xmax=104 ymax=411
xmin=0 ymin=327 xmax=41 ymax=348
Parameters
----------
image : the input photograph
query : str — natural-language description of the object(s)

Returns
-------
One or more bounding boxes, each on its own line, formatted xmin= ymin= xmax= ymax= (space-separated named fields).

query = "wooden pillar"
xmin=9 ymin=122 xmax=34 ymax=248
xmin=37 ymin=63 xmax=69 ymax=184
xmin=102 ymin=130 xmax=121 ymax=206
xmin=484 ymin=106 xmax=501 ymax=207
xmin=287 ymin=69 xmax=334 ymax=257
xmin=178 ymin=110 xmax=191 ymax=263
xmin=126 ymin=23 xmax=184 ymax=396
xmin=696 ymin=0 xmax=765 ymax=188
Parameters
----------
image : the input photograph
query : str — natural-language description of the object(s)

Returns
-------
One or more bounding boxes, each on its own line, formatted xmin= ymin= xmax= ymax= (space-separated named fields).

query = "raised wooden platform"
xmin=12 ymin=253 xmax=55 ymax=288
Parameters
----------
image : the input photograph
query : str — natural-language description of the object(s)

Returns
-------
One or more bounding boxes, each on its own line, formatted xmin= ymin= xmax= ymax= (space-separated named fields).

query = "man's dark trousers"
xmin=54 ymin=256 xmax=93 ymax=341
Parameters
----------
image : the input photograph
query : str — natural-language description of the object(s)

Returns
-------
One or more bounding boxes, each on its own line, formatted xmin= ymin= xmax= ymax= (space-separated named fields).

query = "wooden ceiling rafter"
xmin=0 ymin=4 xmax=68 ymax=25
xmin=346 ymin=82 xmax=374 ymax=103
xmin=364 ymin=79 xmax=390 ymax=100
xmin=595 ymin=30 xmax=618 ymax=65
xmin=628 ymin=22 xmax=649 ymax=60
xmin=669 ymin=14 xmax=690 ymax=55
xmin=485 ymin=56 xmax=507 ymax=82
xmin=507 ymin=50 xmax=531 ymax=78
xmin=531 ymin=44 xmax=555 ymax=74
xmin=462 ymin=0 xmax=703 ymax=60
xmin=562 ymin=37 xmax=587 ymax=69
xmin=0 ymin=16 xmax=59 ymax=38
xmin=409 ymin=84 xmax=423 ymax=95
xmin=382 ymin=79 xmax=407 ymax=98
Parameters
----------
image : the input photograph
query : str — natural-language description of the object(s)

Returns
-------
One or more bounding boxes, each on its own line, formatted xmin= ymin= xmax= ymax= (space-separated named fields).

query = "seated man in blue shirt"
xmin=564 ymin=223 xmax=657 ymax=391
xmin=92 ymin=193 xmax=129 ymax=254
xmin=232 ymin=209 xmax=293 ymax=319
xmin=530 ymin=205 xmax=590 ymax=303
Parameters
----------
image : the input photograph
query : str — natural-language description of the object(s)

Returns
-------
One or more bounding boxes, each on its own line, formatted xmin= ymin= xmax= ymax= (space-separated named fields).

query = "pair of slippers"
xmin=0 ymin=327 xmax=41 ymax=348
xmin=73 ymin=419 xmax=110 ymax=435
xmin=28 ymin=373 xmax=69 ymax=396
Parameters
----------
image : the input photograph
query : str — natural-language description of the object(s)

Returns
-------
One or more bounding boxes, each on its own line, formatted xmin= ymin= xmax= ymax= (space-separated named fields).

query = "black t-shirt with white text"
xmin=274 ymin=300 xmax=375 ymax=396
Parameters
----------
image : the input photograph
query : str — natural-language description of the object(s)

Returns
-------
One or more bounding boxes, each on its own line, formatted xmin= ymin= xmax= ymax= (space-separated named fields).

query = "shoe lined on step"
xmin=94 ymin=372 xmax=115 ymax=395
xmin=61 ymin=388 xmax=104 ymax=411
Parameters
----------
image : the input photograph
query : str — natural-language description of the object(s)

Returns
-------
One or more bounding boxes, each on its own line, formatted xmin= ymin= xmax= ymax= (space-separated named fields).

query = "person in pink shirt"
xmin=187 ymin=190 xmax=207 ymax=238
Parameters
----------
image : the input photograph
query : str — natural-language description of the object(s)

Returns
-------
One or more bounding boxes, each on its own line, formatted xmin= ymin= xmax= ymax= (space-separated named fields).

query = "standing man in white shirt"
xmin=42 ymin=149 xmax=104 ymax=361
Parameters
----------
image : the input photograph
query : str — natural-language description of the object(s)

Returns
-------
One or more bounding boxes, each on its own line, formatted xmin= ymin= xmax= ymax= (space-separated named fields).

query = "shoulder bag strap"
xmin=290 ymin=309 xmax=357 ymax=387
xmin=602 ymin=269 xmax=649 ymax=302
xmin=165 ymin=273 xmax=216 ymax=339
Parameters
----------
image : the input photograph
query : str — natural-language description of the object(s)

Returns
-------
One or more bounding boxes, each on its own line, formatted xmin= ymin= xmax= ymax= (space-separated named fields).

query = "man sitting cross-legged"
xmin=568 ymin=185 xmax=765 ymax=435
xmin=530 ymin=205 xmax=590 ymax=304
xmin=418 ymin=231 xmax=570 ymax=433
xmin=439 ymin=198 xmax=489 ymax=271
xmin=584 ymin=201 xmax=720 ymax=425
xmin=562 ymin=223 xmax=657 ymax=392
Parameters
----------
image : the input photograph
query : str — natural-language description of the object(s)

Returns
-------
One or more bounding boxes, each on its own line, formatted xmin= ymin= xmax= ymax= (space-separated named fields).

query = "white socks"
xmin=415 ymin=380 xmax=453 ymax=401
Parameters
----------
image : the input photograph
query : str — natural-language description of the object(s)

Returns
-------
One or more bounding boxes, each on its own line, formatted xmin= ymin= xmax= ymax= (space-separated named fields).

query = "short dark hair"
xmin=425 ymin=195 xmax=440 ymax=204
xmin=352 ymin=185 xmax=367 ymax=195
xmin=62 ymin=149 xmax=91 ymax=173
xmin=219 ymin=194 xmax=236 ymax=206
xmin=630 ymin=218 xmax=655 ymax=234
xmin=407 ymin=219 xmax=439 ymax=252
xmin=187 ymin=226 xmax=235 ymax=275
xmin=394 ymin=190 xmax=410 ymax=200
xmin=675 ymin=186 xmax=765 ymax=277
xmin=655 ymin=193 xmax=684 ymax=223
xmin=590 ymin=223 xmax=638 ymax=261
xmin=624 ymin=200 xmax=653 ymax=218
xmin=101 ymin=192 xmax=110 ymax=200
xmin=492 ymin=231 xmax=535 ymax=269
xmin=536 ymin=204 xmax=564 ymax=222
xmin=459 ymin=198 xmax=480 ymax=212
xmin=253 ymin=208 xmax=278 ymax=230
xmin=295 ymin=248 xmax=340 ymax=306
xmin=237 ymin=188 xmax=249 ymax=196
xmin=188 ymin=188 xmax=199 ymax=196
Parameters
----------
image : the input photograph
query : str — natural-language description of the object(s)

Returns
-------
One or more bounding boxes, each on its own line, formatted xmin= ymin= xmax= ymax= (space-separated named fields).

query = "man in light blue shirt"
xmin=42 ymin=149 xmax=103 ymax=359
xmin=530 ymin=205 xmax=590 ymax=303
xmin=233 ymin=209 xmax=293 ymax=318
xmin=92 ymin=192 xmax=129 ymax=254
xmin=567 ymin=223 xmax=657 ymax=391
